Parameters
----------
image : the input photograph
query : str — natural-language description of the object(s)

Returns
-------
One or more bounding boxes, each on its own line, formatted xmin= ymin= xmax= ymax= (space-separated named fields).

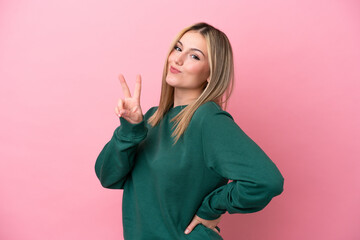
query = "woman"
xmin=95 ymin=22 xmax=284 ymax=240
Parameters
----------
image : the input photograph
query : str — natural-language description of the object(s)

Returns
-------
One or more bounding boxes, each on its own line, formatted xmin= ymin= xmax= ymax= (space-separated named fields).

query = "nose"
xmin=174 ymin=52 xmax=184 ymax=66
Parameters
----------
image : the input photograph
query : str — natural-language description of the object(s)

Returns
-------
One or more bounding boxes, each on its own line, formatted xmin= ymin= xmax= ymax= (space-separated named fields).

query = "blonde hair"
xmin=148 ymin=22 xmax=234 ymax=144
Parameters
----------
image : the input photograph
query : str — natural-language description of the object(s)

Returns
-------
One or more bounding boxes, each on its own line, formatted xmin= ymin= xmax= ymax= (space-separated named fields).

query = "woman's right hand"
xmin=115 ymin=74 xmax=143 ymax=124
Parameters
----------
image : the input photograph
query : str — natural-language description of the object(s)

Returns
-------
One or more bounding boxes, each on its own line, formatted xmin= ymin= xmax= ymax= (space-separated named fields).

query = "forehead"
xmin=179 ymin=31 xmax=208 ymax=54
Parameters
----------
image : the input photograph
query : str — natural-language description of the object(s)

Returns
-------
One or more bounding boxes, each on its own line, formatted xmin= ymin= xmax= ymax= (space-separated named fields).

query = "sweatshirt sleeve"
xmin=95 ymin=117 xmax=148 ymax=189
xmin=195 ymin=110 xmax=284 ymax=220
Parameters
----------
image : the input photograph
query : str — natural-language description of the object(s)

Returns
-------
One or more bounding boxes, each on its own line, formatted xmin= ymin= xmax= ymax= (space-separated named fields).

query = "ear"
xmin=206 ymin=76 xmax=210 ymax=83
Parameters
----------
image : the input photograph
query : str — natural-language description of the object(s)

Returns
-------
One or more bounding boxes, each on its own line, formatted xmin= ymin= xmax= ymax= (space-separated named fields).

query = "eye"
xmin=191 ymin=54 xmax=200 ymax=60
xmin=174 ymin=45 xmax=182 ymax=52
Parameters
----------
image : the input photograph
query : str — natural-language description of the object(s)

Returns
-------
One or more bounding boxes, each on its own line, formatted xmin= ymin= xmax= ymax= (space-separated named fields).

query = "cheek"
xmin=187 ymin=63 xmax=209 ymax=78
xmin=168 ymin=51 xmax=176 ymax=63
xmin=186 ymin=63 xmax=202 ymax=74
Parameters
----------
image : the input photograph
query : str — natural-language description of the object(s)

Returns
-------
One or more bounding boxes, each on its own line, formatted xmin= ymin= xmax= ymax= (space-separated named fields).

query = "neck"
xmin=173 ymin=88 xmax=202 ymax=107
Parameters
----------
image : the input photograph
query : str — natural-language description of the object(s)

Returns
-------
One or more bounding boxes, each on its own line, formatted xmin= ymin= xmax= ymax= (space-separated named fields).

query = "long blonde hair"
xmin=148 ymin=22 xmax=234 ymax=143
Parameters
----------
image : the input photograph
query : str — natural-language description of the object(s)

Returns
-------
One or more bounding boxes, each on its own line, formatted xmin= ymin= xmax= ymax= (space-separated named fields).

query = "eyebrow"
xmin=177 ymin=41 xmax=206 ymax=57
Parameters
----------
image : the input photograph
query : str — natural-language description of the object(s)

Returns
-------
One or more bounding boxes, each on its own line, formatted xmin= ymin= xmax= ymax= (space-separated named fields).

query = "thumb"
xmin=184 ymin=218 xmax=200 ymax=234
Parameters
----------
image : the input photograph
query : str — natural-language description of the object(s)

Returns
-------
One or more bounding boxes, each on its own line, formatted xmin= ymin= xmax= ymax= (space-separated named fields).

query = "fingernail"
xmin=184 ymin=229 xmax=190 ymax=234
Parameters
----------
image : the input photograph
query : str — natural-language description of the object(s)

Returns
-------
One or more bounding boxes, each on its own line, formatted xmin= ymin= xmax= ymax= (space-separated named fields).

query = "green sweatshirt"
xmin=95 ymin=101 xmax=284 ymax=240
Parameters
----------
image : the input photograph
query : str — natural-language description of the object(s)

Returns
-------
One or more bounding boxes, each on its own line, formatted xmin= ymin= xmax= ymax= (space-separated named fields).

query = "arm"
xmin=95 ymin=118 xmax=147 ymax=189
xmin=95 ymin=74 xmax=145 ymax=189
xmin=196 ymin=111 xmax=284 ymax=220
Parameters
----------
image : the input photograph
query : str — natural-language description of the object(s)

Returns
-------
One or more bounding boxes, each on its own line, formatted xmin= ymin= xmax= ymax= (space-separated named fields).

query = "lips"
xmin=170 ymin=66 xmax=181 ymax=74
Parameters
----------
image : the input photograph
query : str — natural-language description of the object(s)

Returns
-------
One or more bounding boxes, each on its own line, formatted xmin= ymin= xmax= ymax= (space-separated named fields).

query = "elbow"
xmin=248 ymin=176 xmax=284 ymax=213
xmin=97 ymin=174 xmax=125 ymax=189
xmin=230 ymin=174 xmax=284 ymax=214
xmin=95 ymin=166 xmax=125 ymax=189
xmin=98 ymin=177 xmax=125 ymax=189
xmin=248 ymin=173 xmax=284 ymax=212
xmin=263 ymin=173 xmax=284 ymax=199
xmin=101 ymin=180 xmax=124 ymax=189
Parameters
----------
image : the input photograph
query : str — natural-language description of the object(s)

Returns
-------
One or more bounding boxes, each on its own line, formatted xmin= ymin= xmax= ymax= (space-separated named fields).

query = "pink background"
xmin=1 ymin=0 xmax=359 ymax=239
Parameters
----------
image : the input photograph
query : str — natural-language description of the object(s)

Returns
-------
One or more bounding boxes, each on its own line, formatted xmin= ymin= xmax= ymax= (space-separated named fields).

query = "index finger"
xmin=118 ymin=74 xmax=131 ymax=98
xmin=133 ymin=74 xmax=142 ymax=100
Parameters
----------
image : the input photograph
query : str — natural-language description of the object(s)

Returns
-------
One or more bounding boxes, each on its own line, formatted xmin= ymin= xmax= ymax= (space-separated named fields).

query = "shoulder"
xmin=193 ymin=101 xmax=234 ymax=122
xmin=144 ymin=106 xmax=158 ymax=121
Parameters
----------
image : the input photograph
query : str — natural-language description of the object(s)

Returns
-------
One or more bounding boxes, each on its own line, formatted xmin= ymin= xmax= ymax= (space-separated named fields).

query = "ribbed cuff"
xmin=117 ymin=117 xmax=147 ymax=141
xmin=195 ymin=194 xmax=223 ymax=220
xmin=196 ymin=205 xmax=222 ymax=220
xmin=195 ymin=186 xmax=226 ymax=220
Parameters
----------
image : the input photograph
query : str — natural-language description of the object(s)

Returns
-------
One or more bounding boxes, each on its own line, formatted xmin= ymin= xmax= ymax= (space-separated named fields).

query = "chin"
xmin=165 ymin=75 xmax=179 ymax=87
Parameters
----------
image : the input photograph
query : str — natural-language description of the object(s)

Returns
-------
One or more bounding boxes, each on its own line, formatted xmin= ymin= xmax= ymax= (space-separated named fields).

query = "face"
xmin=166 ymin=31 xmax=210 ymax=94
